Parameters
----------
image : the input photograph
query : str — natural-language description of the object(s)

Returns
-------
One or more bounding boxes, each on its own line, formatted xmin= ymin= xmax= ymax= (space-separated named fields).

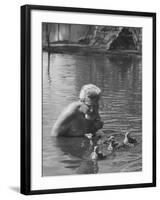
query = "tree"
xmin=45 ymin=23 xmax=51 ymax=48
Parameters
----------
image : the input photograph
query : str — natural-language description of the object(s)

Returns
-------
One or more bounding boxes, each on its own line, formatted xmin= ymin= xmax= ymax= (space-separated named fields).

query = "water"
xmin=42 ymin=52 xmax=142 ymax=176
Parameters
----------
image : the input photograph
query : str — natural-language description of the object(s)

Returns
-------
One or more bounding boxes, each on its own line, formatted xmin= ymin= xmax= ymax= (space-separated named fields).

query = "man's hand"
xmin=94 ymin=120 xmax=104 ymax=130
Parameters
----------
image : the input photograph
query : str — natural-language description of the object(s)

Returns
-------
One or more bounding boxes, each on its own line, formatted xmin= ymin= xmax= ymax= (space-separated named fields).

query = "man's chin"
xmin=85 ymin=114 xmax=95 ymax=120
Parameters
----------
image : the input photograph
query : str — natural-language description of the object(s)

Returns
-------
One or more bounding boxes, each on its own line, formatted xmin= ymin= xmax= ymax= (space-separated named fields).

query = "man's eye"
xmin=94 ymin=104 xmax=98 ymax=108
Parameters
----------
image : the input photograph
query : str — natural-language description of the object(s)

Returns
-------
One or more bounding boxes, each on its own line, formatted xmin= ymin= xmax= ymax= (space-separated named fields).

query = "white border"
xmin=31 ymin=9 xmax=153 ymax=190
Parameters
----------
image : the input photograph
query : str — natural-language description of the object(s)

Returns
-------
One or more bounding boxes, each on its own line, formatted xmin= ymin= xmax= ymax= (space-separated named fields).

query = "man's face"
xmin=83 ymin=97 xmax=99 ymax=120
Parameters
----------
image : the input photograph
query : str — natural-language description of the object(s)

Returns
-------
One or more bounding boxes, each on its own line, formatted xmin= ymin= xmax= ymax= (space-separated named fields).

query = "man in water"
xmin=51 ymin=84 xmax=103 ymax=137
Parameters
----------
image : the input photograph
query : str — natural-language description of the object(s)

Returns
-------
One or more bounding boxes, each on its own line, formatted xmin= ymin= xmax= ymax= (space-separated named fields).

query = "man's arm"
xmin=51 ymin=102 xmax=79 ymax=136
xmin=92 ymin=112 xmax=103 ymax=133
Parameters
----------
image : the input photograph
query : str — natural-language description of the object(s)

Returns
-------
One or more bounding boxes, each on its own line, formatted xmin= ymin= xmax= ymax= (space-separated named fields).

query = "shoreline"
xmin=43 ymin=44 xmax=142 ymax=56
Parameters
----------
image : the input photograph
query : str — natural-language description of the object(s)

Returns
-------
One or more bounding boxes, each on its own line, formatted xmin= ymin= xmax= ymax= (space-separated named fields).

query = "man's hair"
xmin=79 ymin=84 xmax=101 ymax=101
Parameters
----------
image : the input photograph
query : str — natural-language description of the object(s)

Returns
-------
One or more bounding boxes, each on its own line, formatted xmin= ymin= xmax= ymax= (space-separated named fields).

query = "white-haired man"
xmin=51 ymin=84 xmax=103 ymax=137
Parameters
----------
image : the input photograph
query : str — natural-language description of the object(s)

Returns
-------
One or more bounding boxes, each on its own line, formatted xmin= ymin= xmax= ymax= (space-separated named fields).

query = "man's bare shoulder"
xmin=51 ymin=101 xmax=82 ymax=136
xmin=63 ymin=101 xmax=81 ymax=114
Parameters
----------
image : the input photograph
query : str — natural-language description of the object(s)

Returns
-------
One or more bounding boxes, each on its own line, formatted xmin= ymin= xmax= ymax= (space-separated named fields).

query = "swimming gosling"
xmin=123 ymin=131 xmax=137 ymax=146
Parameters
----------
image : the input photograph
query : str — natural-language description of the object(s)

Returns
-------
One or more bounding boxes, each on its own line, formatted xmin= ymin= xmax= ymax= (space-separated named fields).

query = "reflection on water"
xmin=42 ymin=52 xmax=142 ymax=176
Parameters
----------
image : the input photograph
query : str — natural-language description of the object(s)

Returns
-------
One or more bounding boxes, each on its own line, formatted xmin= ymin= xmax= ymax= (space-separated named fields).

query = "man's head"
xmin=79 ymin=84 xmax=101 ymax=101
xmin=79 ymin=84 xmax=101 ymax=120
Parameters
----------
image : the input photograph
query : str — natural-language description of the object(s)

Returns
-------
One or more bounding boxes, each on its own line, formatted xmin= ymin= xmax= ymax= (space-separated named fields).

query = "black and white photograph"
xmin=42 ymin=23 xmax=142 ymax=176
xmin=0 ymin=0 xmax=159 ymax=199
xmin=20 ymin=5 xmax=156 ymax=194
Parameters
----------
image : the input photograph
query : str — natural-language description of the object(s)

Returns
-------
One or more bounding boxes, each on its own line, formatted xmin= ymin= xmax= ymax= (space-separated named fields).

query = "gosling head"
xmin=94 ymin=146 xmax=98 ymax=152
xmin=107 ymin=140 xmax=114 ymax=151
xmin=91 ymin=146 xmax=98 ymax=160
xmin=85 ymin=133 xmax=93 ymax=140
xmin=108 ymin=135 xmax=115 ymax=141
xmin=124 ymin=131 xmax=130 ymax=144
xmin=125 ymin=131 xmax=131 ymax=137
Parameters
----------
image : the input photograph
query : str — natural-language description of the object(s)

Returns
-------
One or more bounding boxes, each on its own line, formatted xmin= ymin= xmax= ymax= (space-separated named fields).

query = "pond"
xmin=42 ymin=52 xmax=142 ymax=176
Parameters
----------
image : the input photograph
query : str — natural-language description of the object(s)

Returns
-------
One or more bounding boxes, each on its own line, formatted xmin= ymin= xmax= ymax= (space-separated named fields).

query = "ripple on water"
xmin=42 ymin=53 xmax=142 ymax=176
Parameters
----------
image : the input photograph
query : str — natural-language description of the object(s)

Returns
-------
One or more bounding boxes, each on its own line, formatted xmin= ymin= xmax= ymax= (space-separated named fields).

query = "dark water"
xmin=42 ymin=52 xmax=142 ymax=176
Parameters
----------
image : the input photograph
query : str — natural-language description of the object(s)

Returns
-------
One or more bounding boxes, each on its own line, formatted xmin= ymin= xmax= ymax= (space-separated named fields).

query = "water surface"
xmin=42 ymin=52 xmax=142 ymax=176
